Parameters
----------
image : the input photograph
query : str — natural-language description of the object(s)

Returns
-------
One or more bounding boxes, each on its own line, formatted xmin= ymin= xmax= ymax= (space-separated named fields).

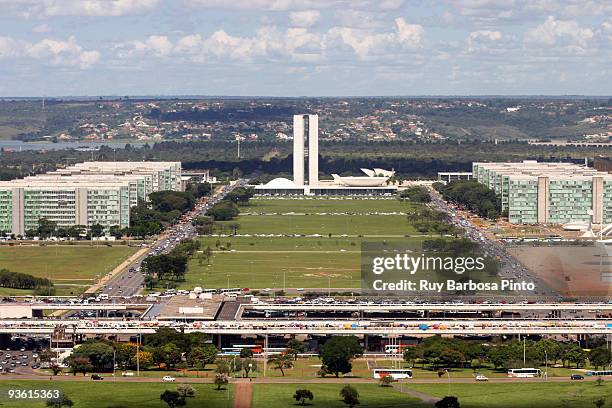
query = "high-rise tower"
xmin=293 ymin=114 xmax=319 ymax=186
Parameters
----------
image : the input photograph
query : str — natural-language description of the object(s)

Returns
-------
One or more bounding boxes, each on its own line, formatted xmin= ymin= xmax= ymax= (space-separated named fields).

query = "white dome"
xmin=263 ymin=177 xmax=298 ymax=188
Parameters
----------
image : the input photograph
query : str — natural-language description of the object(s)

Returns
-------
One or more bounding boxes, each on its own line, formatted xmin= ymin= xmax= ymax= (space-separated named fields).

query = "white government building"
xmin=0 ymin=161 xmax=182 ymax=235
xmin=255 ymin=114 xmax=397 ymax=195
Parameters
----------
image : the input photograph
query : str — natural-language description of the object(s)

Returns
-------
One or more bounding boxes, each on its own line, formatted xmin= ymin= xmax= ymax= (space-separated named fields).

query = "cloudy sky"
xmin=0 ymin=0 xmax=610 ymax=96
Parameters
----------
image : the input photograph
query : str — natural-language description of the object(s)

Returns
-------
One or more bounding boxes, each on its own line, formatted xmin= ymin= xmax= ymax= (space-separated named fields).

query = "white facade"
xmin=293 ymin=114 xmax=319 ymax=187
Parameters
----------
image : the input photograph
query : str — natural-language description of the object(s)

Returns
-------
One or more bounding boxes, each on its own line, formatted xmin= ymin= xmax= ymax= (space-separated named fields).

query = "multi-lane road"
xmin=98 ymin=179 xmax=248 ymax=298
xmin=427 ymin=187 xmax=559 ymax=299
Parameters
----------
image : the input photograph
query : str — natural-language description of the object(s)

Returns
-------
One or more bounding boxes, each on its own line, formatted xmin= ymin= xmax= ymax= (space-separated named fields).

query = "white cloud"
xmin=1 ymin=0 xmax=158 ymax=18
xmin=525 ymin=16 xmax=594 ymax=46
xmin=0 ymin=35 xmax=99 ymax=69
xmin=326 ymin=17 xmax=423 ymax=59
xmin=32 ymin=24 xmax=51 ymax=33
xmin=466 ymin=30 xmax=503 ymax=53
xmin=289 ymin=10 xmax=320 ymax=27
xmin=184 ymin=0 xmax=330 ymax=11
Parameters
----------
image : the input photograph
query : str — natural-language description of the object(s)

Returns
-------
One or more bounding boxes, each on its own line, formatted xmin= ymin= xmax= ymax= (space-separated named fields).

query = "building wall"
xmin=507 ymin=179 xmax=538 ymax=224
xmin=547 ymin=179 xmax=593 ymax=224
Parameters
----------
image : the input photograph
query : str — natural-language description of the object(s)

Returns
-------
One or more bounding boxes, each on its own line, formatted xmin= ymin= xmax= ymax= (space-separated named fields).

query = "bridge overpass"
xmin=0 ymin=319 xmax=610 ymax=335
xmin=246 ymin=303 xmax=612 ymax=312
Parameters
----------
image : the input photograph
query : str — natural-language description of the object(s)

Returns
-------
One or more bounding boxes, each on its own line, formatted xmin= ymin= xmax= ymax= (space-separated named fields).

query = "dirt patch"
xmin=509 ymin=246 xmax=611 ymax=297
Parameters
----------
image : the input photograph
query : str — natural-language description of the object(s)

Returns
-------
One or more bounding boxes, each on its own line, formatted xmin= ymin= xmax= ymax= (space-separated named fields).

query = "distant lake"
xmin=0 ymin=140 xmax=145 ymax=151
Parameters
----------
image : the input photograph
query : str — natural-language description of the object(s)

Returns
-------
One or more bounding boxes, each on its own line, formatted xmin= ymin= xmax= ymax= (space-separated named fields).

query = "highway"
xmin=98 ymin=179 xmax=248 ymax=297
xmin=427 ymin=187 xmax=558 ymax=298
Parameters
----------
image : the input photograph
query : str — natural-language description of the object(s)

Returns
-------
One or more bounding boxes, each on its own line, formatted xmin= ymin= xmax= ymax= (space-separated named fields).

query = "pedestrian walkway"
xmin=233 ymin=381 xmax=253 ymax=408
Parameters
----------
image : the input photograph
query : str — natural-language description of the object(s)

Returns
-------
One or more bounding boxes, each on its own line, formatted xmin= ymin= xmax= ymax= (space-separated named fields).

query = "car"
xmin=475 ymin=374 xmax=488 ymax=381
xmin=91 ymin=374 xmax=104 ymax=380
xmin=570 ymin=374 xmax=584 ymax=380
xmin=162 ymin=376 xmax=175 ymax=382
xmin=19 ymin=348 xmax=25 ymax=352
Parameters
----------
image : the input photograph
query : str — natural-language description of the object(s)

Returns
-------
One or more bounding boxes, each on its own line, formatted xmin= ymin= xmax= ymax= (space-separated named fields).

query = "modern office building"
xmin=0 ymin=161 xmax=181 ymax=235
xmin=472 ymin=161 xmax=611 ymax=225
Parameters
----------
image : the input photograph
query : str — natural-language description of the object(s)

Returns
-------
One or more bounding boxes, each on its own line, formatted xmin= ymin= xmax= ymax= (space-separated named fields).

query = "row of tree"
xmin=0 ymin=268 xmax=53 ymax=291
xmin=402 ymin=337 xmax=612 ymax=370
xmin=434 ymin=180 xmax=503 ymax=220
xmin=141 ymin=239 xmax=201 ymax=286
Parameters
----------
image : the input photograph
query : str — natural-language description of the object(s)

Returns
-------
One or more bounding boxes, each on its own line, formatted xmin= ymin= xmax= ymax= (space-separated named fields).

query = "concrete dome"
xmin=263 ymin=177 xmax=298 ymax=188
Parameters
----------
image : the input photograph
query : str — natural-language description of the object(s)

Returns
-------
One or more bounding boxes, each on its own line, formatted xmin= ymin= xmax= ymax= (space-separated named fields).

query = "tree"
xmin=70 ymin=341 xmax=114 ymax=371
xmin=176 ymin=384 xmax=195 ymax=398
xmin=46 ymin=393 xmax=74 ymax=408
xmin=68 ymin=356 xmax=93 ymax=376
xmin=319 ymin=336 xmax=363 ymax=378
xmin=206 ymin=201 xmax=239 ymax=221
xmin=590 ymin=347 xmax=612 ymax=370
xmin=214 ymin=373 xmax=229 ymax=390
xmin=38 ymin=218 xmax=57 ymax=238
xmin=594 ymin=398 xmax=605 ymax=408
xmin=293 ymin=389 xmax=314 ymax=406
xmin=340 ymin=385 xmax=360 ymax=408
xmin=160 ymin=390 xmax=186 ymax=408
xmin=268 ymin=354 xmax=294 ymax=376
xmin=90 ymin=223 xmax=105 ymax=238
xmin=187 ymin=344 xmax=218 ymax=369
xmin=240 ymin=348 xmax=253 ymax=358
xmin=435 ymin=396 xmax=460 ymax=408
xmin=50 ymin=364 xmax=62 ymax=376
xmin=241 ymin=357 xmax=257 ymax=378
xmin=379 ymin=375 xmax=394 ymax=387
xmin=287 ymin=339 xmax=306 ymax=360
xmin=563 ymin=343 xmax=587 ymax=368
xmin=162 ymin=343 xmax=182 ymax=368
xmin=131 ymin=350 xmax=153 ymax=369
xmin=403 ymin=347 xmax=417 ymax=366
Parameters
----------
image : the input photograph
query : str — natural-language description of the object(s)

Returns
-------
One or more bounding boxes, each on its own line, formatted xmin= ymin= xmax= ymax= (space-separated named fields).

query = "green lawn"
xmin=0 ymin=380 xmax=234 ymax=408
xmin=216 ymin=214 xmax=416 ymax=236
xmin=252 ymin=383 xmax=431 ymax=408
xmin=407 ymin=382 xmax=612 ymax=408
xmin=184 ymin=237 xmax=424 ymax=290
xmin=244 ymin=198 xmax=413 ymax=214
xmin=0 ymin=245 xmax=138 ymax=295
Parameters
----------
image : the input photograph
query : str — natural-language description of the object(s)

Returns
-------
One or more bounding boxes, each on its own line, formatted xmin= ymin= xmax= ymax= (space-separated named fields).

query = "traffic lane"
xmin=98 ymin=180 xmax=246 ymax=297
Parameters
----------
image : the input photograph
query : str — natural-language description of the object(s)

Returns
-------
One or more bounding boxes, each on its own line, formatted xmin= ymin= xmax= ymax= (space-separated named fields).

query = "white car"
xmin=475 ymin=374 xmax=488 ymax=381
xmin=162 ymin=376 xmax=175 ymax=382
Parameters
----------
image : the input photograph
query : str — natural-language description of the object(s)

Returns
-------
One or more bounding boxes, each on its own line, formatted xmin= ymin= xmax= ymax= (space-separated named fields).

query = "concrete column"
xmin=308 ymin=114 xmax=319 ymax=186
xmin=76 ymin=188 xmax=89 ymax=227
xmin=293 ymin=115 xmax=305 ymax=186
xmin=537 ymin=176 xmax=549 ymax=224
xmin=11 ymin=187 xmax=24 ymax=236
xmin=592 ymin=176 xmax=603 ymax=225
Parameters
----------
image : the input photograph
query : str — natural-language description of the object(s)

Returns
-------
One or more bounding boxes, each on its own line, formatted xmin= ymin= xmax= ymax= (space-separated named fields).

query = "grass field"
xmin=0 ymin=381 xmax=234 ymax=408
xmin=0 ymin=245 xmax=138 ymax=295
xmin=181 ymin=197 xmax=427 ymax=290
xmin=183 ymin=236 xmax=425 ymax=290
xmin=244 ymin=198 xmax=413 ymax=214
xmin=407 ymin=381 xmax=612 ymax=408
xmin=217 ymin=214 xmax=416 ymax=236
xmin=252 ymin=383 xmax=431 ymax=408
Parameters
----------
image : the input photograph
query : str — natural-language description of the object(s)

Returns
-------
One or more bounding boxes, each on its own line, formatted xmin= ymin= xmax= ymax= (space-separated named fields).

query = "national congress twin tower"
xmin=0 ymin=162 xmax=181 ymax=235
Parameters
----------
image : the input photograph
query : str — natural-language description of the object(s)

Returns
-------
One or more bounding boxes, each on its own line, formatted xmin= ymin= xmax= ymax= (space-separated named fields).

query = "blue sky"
xmin=0 ymin=0 xmax=610 ymax=96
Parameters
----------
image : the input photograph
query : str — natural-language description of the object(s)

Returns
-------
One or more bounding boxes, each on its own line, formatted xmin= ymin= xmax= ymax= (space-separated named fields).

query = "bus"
xmin=384 ymin=344 xmax=414 ymax=354
xmin=372 ymin=368 xmax=413 ymax=380
xmin=220 ymin=344 xmax=263 ymax=355
xmin=507 ymin=368 xmax=541 ymax=378
xmin=586 ymin=370 xmax=612 ymax=377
